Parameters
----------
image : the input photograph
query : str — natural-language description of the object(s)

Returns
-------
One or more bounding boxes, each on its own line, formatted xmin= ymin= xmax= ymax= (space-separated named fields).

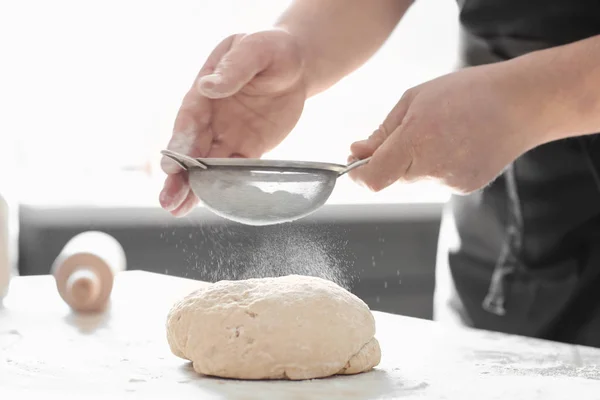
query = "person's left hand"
xmin=348 ymin=63 xmax=542 ymax=194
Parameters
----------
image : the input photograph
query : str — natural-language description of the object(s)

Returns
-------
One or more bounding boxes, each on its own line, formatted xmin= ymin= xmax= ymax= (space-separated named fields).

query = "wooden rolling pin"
xmin=51 ymin=231 xmax=126 ymax=312
xmin=0 ymin=193 xmax=10 ymax=299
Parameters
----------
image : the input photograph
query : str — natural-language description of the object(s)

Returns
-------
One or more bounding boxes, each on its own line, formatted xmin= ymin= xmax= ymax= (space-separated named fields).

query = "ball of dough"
xmin=166 ymin=274 xmax=381 ymax=380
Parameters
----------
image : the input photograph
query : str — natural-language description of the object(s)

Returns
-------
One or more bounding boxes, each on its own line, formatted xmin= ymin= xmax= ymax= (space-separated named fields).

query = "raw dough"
xmin=166 ymin=274 xmax=381 ymax=380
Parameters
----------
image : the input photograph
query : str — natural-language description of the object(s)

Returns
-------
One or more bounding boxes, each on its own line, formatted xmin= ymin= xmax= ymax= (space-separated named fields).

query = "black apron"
xmin=436 ymin=0 xmax=600 ymax=346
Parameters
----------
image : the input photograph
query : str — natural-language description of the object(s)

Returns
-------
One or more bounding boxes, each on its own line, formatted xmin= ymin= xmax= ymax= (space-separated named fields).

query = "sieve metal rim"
xmin=161 ymin=150 xmax=348 ymax=173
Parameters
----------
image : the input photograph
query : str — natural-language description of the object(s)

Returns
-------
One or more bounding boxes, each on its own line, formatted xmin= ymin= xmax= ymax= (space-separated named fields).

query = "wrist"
xmin=501 ymin=52 xmax=569 ymax=146
xmin=272 ymin=24 xmax=321 ymax=97
xmin=499 ymin=38 xmax=600 ymax=146
xmin=496 ymin=61 xmax=553 ymax=150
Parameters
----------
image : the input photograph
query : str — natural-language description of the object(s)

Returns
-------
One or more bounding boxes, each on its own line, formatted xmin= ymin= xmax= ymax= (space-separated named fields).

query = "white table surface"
xmin=1 ymin=271 xmax=600 ymax=399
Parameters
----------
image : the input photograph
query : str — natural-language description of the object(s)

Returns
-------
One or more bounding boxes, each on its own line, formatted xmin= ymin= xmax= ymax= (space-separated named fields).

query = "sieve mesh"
xmin=161 ymin=149 xmax=371 ymax=226
xmin=188 ymin=167 xmax=338 ymax=225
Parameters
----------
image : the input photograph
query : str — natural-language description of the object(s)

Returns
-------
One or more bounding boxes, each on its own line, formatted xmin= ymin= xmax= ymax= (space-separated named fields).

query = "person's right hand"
xmin=159 ymin=29 xmax=307 ymax=217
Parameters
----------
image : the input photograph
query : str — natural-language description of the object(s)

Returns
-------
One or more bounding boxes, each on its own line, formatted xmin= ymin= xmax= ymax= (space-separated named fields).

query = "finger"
xmin=205 ymin=135 xmax=256 ymax=159
xmin=171 ymin=189 xmax=199 ymax=218
xmin=350 ymin=125 xmax=414 ymax=192
xmin=161 ymin=109 xmax=214 ymax=174
xmin=206 ymin=141 xmax=235 ymax=158
xmin=349 ymin=88 xmax=415 ymax=160
xmin=161 ymin=80 xmax=216 ymax=175
xmin=197 ymin=35 xmax=272 ymax=99
xmin=350 ymin=124 xmax=390 ymax=160
xmin=198 ymin=34 xmax=241 ymax=78
xmin=159 ymin=174 xmax=191 ymax=212
xmin=348 ymin=90 xmax=416 ymax=189
xmin=380 ymin=89 xmax=416 ymax=133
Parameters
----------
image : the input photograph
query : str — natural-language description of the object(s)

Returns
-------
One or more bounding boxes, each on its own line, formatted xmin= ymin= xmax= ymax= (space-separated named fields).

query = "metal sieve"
xmin=160 ymin=149 xmax=371 ymax=226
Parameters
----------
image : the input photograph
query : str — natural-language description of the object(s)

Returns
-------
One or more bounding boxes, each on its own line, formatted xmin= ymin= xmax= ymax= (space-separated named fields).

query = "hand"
xmin=159 ymin=29 xmax=307 ymax=216
xmin=348 ymin=64 xmax=539 ymax=194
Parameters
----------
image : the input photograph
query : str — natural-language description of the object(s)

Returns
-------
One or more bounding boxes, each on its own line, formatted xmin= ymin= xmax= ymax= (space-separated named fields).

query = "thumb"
xmin=350 ymin=124 xmax=390 ymax=160
xmin=347 ymin=125 xmax=390 ymax=189
xmin=349 ymin=88 xmax=414 ymax=160
xmin=197 ymin=36 xmax=271 ymax=99
xmin=348 ymin=90 xmax=415 ymax=190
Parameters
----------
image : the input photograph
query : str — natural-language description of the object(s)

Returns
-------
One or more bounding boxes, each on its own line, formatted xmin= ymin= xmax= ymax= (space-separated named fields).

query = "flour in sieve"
xmin=210 ymin=182 xmax=313 ymax=224
xmin=189 ymin=168 xmax=333 ymax=225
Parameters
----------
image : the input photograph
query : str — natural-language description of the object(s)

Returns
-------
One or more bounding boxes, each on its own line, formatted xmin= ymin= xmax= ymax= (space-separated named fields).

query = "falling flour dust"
xmin=179 ymin=223 xmax=356 ymax=290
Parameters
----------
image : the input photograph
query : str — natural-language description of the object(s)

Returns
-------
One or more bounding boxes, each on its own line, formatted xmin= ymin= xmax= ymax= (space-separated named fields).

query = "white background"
xmin=0 ymin=0 xmax=459 ymax=207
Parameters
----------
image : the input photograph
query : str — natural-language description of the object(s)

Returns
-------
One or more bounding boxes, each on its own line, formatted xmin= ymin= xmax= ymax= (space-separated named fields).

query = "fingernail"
xmin=198 ymin=74 xmax=222 ymax=93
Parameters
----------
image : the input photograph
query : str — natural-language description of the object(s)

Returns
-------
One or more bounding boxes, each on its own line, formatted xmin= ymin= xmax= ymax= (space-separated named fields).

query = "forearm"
xmin=501 ymin=34 xmax=600 ymax=145
xmin=274 ymin=0 xmax=413 ymax=97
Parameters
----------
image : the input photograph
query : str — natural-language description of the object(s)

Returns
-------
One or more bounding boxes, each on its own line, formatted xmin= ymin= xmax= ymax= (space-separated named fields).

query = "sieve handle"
xmin=338 ymin=156 xmax=372 ymax=176
xmin=160 ymin=149 xmax=208 ymax=170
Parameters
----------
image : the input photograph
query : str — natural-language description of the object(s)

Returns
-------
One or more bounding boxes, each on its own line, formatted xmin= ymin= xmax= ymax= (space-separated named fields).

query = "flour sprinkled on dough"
xmin=166 ymin=274 xmax=380 ymax=380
